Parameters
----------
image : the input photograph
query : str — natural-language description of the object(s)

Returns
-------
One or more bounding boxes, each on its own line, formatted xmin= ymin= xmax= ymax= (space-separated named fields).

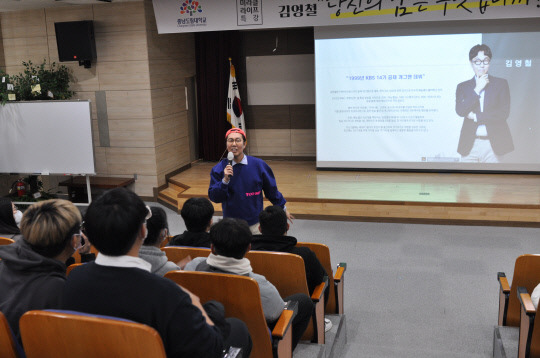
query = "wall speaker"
xmin=54 ymin=21 xmax=97 ymax=68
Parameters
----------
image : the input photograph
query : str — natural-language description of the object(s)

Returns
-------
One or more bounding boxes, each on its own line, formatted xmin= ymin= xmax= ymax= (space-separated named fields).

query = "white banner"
xmin=152 ymin=0 xmax=540 ymax=34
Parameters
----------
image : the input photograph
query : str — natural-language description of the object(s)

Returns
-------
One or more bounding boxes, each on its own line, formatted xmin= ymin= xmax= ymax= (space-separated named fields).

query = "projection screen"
xmin=315 ymin=22 xmax=540 ymax=172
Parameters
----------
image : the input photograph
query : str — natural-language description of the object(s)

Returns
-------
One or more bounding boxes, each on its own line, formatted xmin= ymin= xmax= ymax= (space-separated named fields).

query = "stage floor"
xmin=158 ymin=161 xmax=540 ymax=226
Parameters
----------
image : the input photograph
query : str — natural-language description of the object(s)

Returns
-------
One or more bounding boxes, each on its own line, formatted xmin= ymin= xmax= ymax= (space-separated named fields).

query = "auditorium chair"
xmin=494 ymin=255 xmax=540 ymax=358
xmin=19 ymin=310 xmax=166 ymax=358
xmin=297 ymin=242 xmax=347 ymax=315
xmin=161 ymin=246 xmax=210 ymax=263
xmin=497 ymin=255 xmax=540 ymax=327
xmin=515 ymin=286 xmax=540 ymax=358
xmin=160 ymin=235 xmax=171 ymax=248
xmin=495 ymin=286 xmax=540 ymax=358
xmin=66 ymin=263 xmax=83 ymax=276
xmin=245 ymin=250 xmax=327 ymax=344
xmin=0 ymin=237 xmax=15 ymax=246
xmin=165 ymin=270 xmax=297 ymax=358
xmin=0 ymin=311 xmax=24 ymax=358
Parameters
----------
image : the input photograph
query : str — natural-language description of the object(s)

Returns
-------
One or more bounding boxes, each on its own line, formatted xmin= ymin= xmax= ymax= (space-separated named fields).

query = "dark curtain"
xmin=195 ymin=31 xmax=243 ymax=161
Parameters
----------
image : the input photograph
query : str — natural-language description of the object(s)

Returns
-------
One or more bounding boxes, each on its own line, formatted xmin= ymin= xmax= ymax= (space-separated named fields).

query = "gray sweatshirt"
xmin=138 ymin=245 xmax=180 ymax=277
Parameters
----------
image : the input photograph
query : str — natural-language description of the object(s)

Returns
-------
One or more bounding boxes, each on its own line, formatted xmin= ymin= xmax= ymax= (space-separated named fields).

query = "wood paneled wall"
xmin=144 ymin=0 xmax=195 ymax=188
xmin=0 ymin=0 xmax=196 ymax=197
xmin=240 ymin=28 xmax=316 ymax=158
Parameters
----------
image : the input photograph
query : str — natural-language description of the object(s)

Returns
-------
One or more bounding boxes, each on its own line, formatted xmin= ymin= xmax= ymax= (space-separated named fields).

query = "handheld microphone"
xmin=226 ymin=152 xmax=234 ymax=179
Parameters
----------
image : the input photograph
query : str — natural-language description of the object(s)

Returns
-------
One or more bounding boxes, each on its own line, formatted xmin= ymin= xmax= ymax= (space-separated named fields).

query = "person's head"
xmin=144 ymin=206 xmax=169 ymax=247
xmin=258 ymin=205 xmax=289 ymax=236
xmin=469 ymin=44 xmax=492 ymax=77
xmin=0 ymin=197 xmax=21 ymax=235
xmin=181 ymin=197 xmax=214 ymax=233
xmin=225 ymin=128 xmax=247 ymax=159
xmin=20 ymin=199 xmax=82 ymax=259
xmin=84 ymin=188 xmax=150 ymax=256
xmin=209 ymin=218 xmax=252 ymax=259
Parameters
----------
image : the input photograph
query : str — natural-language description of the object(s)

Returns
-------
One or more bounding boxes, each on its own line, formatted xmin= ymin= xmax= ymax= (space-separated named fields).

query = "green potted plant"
xmin=6 ymin=59 xmax=75 ymax=103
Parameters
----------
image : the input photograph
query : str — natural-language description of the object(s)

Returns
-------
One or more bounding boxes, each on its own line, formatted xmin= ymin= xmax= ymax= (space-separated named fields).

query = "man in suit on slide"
xmin=455 ymin=44 xmax=514 ymax=163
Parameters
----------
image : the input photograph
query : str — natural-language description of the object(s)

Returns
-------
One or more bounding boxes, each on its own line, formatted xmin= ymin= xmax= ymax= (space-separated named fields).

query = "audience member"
xmin=254 ymin=205 xmax=332 ymax=332
xmin=139 ymin=206 xmax=185 ymax=276
xmin=168 ymin=197 xmax=213 ymax=247
xmin=253 ymin=205 xmax=327 ymax=295
xmin=0 ymin=199 xmax=82 ymax=338
xmin=185 ymin=217 xmax=313 ymax=350
xmin=63 ymin=188 xmax=251 ymax=357
xmin=0 ymin=197 xmax=23 ymax=241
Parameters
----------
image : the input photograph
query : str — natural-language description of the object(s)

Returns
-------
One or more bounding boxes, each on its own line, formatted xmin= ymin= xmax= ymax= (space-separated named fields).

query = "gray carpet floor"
xmin=151 ymin=202 xmax=539 ymax=357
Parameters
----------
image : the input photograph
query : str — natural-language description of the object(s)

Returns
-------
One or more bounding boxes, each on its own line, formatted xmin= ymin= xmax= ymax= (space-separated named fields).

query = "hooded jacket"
xmin=251 ymin=234 xmax=327 ymax=295
xmin=0 ymin=239 xmax=66 ymax=338
xmin=138 ymin=245 xmax=180 ymax=277
xmin=168 ymin=230 xmax=211 ymax=248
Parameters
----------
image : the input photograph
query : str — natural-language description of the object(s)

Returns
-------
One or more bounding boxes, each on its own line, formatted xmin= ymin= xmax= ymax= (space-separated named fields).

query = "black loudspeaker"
xmin=54 ymin=21 xmax=97 ymax=68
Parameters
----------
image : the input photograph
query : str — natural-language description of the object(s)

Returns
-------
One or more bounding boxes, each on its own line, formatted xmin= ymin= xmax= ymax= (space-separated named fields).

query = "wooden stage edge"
xmin=157 ymin=161 xmax=540 ymax=228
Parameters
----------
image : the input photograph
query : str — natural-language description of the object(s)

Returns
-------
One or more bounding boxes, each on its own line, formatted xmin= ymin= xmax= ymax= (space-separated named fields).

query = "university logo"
xmin=180 ymin=0 xmax=203 ymax=16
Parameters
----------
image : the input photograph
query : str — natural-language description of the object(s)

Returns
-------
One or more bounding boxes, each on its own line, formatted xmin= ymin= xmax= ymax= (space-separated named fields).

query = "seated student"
xmin=253 ymin=205 xmax=327 ymax=296
xmin=253 ymin=205 xmax=333 ymax=332
xmin=168 ymin=197 xmax=213 ymax=247
xmin=185 ymin=217 xmax=313 ymax=350
xmin=62 ymin=188 xmax=251 ymax=358
xmin=139 ymin=206 xmax=186 ymax=276
xmin=0 ymin=197 xmax=23 ymax=241
xmin=0 ymin=199 xmax=83 ymax=339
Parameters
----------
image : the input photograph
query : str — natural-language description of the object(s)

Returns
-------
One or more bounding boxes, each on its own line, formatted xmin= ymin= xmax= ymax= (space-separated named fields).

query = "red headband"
xmin=225 ymin=128 xmax=246 ymax=140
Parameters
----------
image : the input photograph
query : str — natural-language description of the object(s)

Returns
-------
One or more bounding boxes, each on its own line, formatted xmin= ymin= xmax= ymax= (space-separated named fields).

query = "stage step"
xmin=157 ymin=187 xmax=180 ymax=209
xmin=295 ymin=314 xmax=347 ymax=358
xmin=158 ymin=180 xmax=222 ymax=214
xmin=493 ymin=325 xmax=518 ymax=358
xmin=168 ymin=178 xmax=188 ymax=193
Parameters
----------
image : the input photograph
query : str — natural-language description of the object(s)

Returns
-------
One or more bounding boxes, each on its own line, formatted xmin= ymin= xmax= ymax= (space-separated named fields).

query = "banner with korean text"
xmin=152 ymin=0 xmax=540 ymax=34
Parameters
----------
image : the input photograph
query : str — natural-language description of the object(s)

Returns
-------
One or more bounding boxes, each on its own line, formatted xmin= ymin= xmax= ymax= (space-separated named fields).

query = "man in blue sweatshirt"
xmin=208 ymin=128 xmax=293 ymax=234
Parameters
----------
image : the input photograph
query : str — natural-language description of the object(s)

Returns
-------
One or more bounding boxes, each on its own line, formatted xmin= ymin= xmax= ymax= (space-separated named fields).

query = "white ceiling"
xmin=0 ymin=0 xmax=141 ymax=12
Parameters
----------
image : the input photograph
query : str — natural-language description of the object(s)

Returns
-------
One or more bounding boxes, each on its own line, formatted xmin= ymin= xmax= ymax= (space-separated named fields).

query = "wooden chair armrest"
xmin=334 ymin=262 xmax=347 ymax=282
xmin=518 ymin=287 xmax=536 ymax=315
xmin=311 ymin=276 xmax=328 ymax=302
xmin=498 ymin=272 xmax=510 ymax=293
xmin=498 ymin=272 xmax=511 ymax=326
xmin=271 ymin=301 xmax=298 ymax=339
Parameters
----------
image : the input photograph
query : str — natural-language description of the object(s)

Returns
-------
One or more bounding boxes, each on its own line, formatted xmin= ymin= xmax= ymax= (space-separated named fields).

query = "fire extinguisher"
xmin=15 ymin=179 xmax=26 ymax=197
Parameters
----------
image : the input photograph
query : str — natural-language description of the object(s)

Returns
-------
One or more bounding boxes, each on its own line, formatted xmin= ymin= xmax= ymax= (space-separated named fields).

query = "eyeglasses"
xmin=226 ymin=138 xmax=243 ymax=144
xmin=472 ymin=59 xmax=490 ymax=66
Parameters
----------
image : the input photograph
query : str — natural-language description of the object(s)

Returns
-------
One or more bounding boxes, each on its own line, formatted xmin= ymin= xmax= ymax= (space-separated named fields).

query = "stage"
xmin=157 ymin=160 xmax=540 ymax=227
